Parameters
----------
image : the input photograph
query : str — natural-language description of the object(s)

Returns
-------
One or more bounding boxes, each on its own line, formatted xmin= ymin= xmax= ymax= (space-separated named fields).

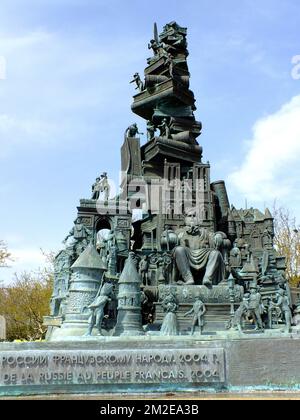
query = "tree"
xmin=0 ymin=270 xmax=53 ymax=341
xmin=273 ymin=205 xmax=300 ymax=287
xmin=0 ymin=240 xmax=11 ymax=267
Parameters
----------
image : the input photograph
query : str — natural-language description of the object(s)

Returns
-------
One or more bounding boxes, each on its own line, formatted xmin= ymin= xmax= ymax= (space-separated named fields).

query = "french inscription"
xmin=0 ymin=348 xmax=225 ymax=387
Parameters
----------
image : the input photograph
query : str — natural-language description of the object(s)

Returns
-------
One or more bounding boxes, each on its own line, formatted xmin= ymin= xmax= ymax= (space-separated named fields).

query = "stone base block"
xmin=1 ymin=333 xmax=300 ymax=396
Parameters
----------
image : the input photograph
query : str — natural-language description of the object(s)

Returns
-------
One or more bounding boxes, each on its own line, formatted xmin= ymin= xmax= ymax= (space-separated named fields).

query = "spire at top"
xmin=71 ymin=243 xmax=106 ymax=270
xmin=130 ymin=22 xmax=202 ymax=163
xmin=118 ymin=253 xmax=141 ymax=284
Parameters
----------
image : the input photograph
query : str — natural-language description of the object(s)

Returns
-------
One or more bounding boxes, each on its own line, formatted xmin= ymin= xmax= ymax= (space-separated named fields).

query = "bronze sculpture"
xmin=174 ymin=210 xmax=227 ymax=287
xmin=248 ymin=284 xmax=265 ymax=331
xmin=84 ymin=283 xmax=114 ymax=336
xmin=130 ymin=72 xmax=144 ymax=92
xmin=46 ymin=21 xmax=292 ymax=344
xmin=160 ymin=289 xmax=179 ymax=336
xmin=269 ymin=289 xmax=292 ymax=333
xmin=184 ymin=296 xmax=206 ymax=335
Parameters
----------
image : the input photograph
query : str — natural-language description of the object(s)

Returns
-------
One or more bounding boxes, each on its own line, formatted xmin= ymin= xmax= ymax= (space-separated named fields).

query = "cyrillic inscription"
xmin=0 ymin=348 xmax=225 ymax=387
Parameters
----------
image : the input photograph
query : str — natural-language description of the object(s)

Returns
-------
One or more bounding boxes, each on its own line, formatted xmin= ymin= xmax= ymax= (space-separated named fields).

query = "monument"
xmin=1 ymin=22 xmax=300 ymax=397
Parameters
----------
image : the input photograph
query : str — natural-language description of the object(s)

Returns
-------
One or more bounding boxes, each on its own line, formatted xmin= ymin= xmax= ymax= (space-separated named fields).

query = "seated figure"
xmin=174 ymin=210 xmax=228 ymax=288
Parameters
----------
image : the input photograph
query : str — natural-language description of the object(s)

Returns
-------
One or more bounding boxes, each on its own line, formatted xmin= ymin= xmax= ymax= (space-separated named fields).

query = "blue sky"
xmin=0 ymin=0 xmax=300 ymax=282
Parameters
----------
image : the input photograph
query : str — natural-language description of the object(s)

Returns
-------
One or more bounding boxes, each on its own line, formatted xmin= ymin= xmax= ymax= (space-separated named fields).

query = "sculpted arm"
xmin=184 ymin=308 xmax=194 ymax=317
xmin=63 ymin=227 xmax=74 ymax=243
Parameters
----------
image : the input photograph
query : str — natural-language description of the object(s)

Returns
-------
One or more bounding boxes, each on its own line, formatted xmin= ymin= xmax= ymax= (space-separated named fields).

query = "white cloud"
xmin=0 ymin=114 xmax=63 ymax=158
xmin=0 ymin=30 xmax=53 ymax=52
xmin=228 ymin=95 xmax=300 ymax=203
xmin=0 ymin=28 xmax=145 ymax=157
xmin=0 ymin=247 xmax=48 ymax=285
xmin=11 ymin=248 xmax=46 ymax=265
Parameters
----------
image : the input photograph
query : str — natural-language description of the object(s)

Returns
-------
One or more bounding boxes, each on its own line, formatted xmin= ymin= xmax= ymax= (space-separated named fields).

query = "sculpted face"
xmin=184 ymin=211 xmax=200 ymax=228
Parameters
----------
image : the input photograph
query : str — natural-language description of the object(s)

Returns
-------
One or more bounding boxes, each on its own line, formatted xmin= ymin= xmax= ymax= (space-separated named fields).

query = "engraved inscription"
xmin=0 ymin=348 xmax=225 ymax=387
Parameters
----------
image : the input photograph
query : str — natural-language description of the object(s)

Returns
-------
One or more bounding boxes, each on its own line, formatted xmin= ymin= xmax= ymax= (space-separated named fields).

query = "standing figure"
xmin=139 ymin=256 xmax=149 ymax=286
xmin=158 ymin=118 xmax=171 ymax=139
xmin=248 ymin=284 xmax=265 ymax=331
xmin=160 ymin=291 xmax=179 ymax=336
xmin=99 ymin=172 xmax=110 ymax=202
xmin=91 ymin=177 xmax=101 ymax=200
xmin=262 ymin=228 xmax=273 ymax=249
xmin=184 ymin=296 xmax=206 ymax=335
xmin=229 ymin=294 xmax=250 ymax=333
xmin=230 ymin=242 xmax=242 ymax=268
xmin=270 ymin=289 xmax=292 ymax=333
xmin=97 ymin=235 xmax=108 ymax=266
xmin=146 ymin=121 xmax=156 ymax=141
xmin=84 ymin=283 xmax=113 ymax=336
xmin=293 ymin=307 xmax=300 ymax=327
xmin=125 ymin=123 xmax=144 ymax=138
xmin=130 ymin=72 xmax=144 ymax=92
xmin=107 ymin=229 xmax=116 ymax=250
xmin=165 ymin=53 xmax=175 ymax=78
xmin=107 ymin=230 xmax=118 ymax=276
xmin=63 ymin=217 xmax=90 ymax=257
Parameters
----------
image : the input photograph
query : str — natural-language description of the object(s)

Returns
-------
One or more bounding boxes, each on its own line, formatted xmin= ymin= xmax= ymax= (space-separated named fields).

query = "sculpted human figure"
xmin=91 ymin=177 xmax=101 ymax=200
xmin=139 ymin=256 xmax=149 ymax=286
xmin=84 ymin=283 xmax=113 ymax=336
xmin=174 ymin=210 xmax=226 ymax=287
xmin=97 ymin=236 xmax=108 ymax=265
xmin=147 ymin=121 xmax=156 ymax=141
xmin=230 ymin=241 xmax=242 ymax=268
xmin=229 ymin=294 xmax=250 ymax=333
xmin=92 ymin=173 xmax=110 ymax=201
xmin=125 ymin=123 xmax=144 ymax=138
xmin=107 ymin=230 xmax=118 ymax=276
xmin=160 ymin=290 xmax=178 ymax=336
xmin=248 ymin=284 xmax=265 ymax=331
xmin=262 ymin=227 xmax=273 ymax=249
xmin=184 ymin=296 xmax=206 ymax=335
xmin=130 ymin=72 xmax=144 ymax=92
xmin=148 ymin=39 xmax=160 ymax=56
xmin=158 ymin=118 xmax=171 ymax=139
xmin=165 ymin=53 xmax=175 ymax=78
xmin=270 ymin=289 xmax=292 ymax=333
xmin=100 ymin=172 xmax=110 ymax=202
xmin=63 ymin=217 xmax=90 ymax=256
xmin=293 ymin=307 xmax=300 ymax=327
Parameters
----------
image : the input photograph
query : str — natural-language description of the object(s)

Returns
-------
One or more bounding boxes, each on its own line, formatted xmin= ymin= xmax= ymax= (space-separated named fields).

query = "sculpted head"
xmin=184 ymin=208 xmax=201 ymax=228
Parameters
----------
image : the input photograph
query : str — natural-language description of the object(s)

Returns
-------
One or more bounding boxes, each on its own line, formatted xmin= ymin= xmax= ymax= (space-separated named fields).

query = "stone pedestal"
xmin=1 ymin=334 xmax=300 ymax=396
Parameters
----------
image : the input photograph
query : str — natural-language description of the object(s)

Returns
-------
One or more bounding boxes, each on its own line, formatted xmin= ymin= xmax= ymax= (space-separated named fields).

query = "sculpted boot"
xmin=183 ymin=272 xmax=195 ymax=285
xmin=203 ymin=277 xmax=212 ymax=289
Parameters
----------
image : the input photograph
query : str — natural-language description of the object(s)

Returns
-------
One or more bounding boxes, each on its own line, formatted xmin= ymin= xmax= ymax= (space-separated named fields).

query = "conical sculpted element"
xmin=114 ymin=253 xmax=145 ymax=336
